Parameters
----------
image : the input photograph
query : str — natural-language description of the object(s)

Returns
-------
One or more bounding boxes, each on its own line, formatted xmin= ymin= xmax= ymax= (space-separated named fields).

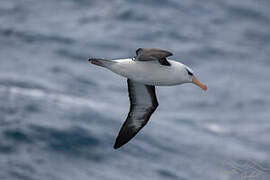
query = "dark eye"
xmin=185 ymin=68 xmax=193 ymax=76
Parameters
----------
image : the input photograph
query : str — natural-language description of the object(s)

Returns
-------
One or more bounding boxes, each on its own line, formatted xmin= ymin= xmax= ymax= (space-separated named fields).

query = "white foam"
xmin=0 ymin=85 xmax=109 ymax=111
xmin=205 ymin=123 xmax=226 ymax=133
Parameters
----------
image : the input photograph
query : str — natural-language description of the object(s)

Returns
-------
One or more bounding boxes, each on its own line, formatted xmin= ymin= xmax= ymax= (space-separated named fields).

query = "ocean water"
xmin=0 ymin=0 xmax=270 ymax=179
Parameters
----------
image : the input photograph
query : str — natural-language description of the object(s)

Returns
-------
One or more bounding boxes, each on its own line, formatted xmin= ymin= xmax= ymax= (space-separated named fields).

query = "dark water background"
xmin=1 ymin=0 xmax=270 ymax=179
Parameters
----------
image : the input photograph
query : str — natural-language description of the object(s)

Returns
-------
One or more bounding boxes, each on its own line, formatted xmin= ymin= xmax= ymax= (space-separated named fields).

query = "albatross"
xmin=88 ymin=48 xmax=207 ymax=149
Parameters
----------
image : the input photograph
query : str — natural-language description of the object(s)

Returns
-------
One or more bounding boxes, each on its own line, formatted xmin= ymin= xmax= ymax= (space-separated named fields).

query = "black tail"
xmin=88 ymin=58 xmax=115 ymax=68
xmin=88 ymin=58 xmax=107 ymax=67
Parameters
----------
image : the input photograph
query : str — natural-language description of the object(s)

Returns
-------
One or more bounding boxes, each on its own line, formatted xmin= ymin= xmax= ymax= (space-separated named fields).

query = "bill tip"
xmin=203 ymin=85 xmax=208 ymax=91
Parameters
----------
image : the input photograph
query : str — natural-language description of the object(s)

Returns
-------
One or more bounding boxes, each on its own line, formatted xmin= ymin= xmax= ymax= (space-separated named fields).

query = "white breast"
xmin=106 ymin=58 xmax=188 ymax=86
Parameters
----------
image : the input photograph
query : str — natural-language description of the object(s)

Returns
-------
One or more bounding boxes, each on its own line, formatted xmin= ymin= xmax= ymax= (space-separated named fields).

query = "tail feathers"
xmin=88 ymin=58 xmax=115 ymax=68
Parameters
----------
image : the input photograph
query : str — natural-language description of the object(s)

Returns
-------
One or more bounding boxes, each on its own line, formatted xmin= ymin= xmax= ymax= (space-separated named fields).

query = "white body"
xmin=103 ymin=58 xmax=191 ymax=86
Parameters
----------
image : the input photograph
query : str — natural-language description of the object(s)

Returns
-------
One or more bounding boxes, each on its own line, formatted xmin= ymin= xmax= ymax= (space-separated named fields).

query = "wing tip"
xmin=113 ymin=144 xmax=120 ymax=149
xmin=136 ymin=48 xmax=142 ymax=55
xmin=113 ymin=140 xmax=123 ymax=149
xmin=114 ymin=134 xmax=131 ymax=149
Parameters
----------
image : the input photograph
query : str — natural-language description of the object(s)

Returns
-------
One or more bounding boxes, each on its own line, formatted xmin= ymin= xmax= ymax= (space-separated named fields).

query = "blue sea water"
xmin=0 ymin=0 xmax=270 ymax=179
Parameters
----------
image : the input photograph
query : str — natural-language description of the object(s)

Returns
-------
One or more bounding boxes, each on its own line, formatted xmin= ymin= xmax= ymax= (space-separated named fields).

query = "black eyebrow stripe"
xmin=185 ymin=68 xmax=193 ymax=76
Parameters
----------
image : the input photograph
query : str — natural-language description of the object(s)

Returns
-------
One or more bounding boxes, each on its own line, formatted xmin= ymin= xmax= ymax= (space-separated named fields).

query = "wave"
xmin=0 ymin=85 xmax=108 ymax=111
xmin=0 ymin=28 xmax=74 ymax=45
xmin=2 ymin=125 xmax=103 ymax=161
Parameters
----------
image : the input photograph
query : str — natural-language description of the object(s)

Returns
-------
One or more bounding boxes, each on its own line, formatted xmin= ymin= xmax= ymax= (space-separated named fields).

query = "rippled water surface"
xmin=1 ymin=0 xmax=270 ymax=180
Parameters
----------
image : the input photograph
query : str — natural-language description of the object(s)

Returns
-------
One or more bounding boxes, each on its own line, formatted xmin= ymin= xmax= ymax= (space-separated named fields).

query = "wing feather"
xmin=135 ymin=48 xmax=172 ymax=66
xmin=114 ymin=79 xmax=158 ymax=149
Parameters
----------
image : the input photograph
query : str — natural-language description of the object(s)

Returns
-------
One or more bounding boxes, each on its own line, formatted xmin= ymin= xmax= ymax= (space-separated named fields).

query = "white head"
xmin=183 ymin=65 xmax=208 ymax=91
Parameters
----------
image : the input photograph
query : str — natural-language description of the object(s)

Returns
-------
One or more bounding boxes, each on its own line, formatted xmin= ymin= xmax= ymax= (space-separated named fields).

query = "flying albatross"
xmin=88 ymin=48 xmax=207 ymax=149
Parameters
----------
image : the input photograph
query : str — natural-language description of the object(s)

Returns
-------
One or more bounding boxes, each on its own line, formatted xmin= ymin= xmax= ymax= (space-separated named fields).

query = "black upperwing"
xmin=135 ymin=48 xmax=173 ymax=66
xmin=114 ymin=79 xmax=159 ymax=149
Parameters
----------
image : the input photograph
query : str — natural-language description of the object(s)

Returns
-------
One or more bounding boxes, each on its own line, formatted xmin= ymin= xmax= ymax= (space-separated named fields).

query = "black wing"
xmin=114 ymin=79 xmax=159 ymax=149
xmin=135 ymin=48 xmax=173 ymax=66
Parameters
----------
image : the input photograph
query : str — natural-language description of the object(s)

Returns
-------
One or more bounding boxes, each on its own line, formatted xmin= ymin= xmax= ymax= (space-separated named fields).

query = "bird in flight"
xmin=88 ymin=48 xmax=207 ymax=149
